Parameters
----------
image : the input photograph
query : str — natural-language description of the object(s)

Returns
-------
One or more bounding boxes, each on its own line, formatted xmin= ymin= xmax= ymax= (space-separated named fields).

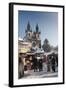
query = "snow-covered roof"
xmin=44 ymin=50 xmax=58 ymax=56
xmin=18 ymin=37 xmax=23 ymax=41
xmin=35 ymin=48 xmax=44 ymax=54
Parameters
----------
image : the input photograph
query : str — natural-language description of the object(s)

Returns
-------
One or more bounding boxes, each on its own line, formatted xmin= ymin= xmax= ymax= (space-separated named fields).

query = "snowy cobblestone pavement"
xmin=21 ymin=63 xmax=58 ymax=79
xmin=22 ymin=70 xmax=58 ymax=79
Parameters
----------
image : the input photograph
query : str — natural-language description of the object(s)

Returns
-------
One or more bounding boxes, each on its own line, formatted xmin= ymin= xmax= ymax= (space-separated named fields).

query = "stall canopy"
xmin=35 ymin=48 xmax=44 ymax=54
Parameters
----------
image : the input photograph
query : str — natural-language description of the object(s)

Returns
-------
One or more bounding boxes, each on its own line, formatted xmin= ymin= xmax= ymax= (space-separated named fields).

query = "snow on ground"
xmin=23 ymin=70 xmax=58 ymax=79
xmin=21 ymin=63 xmax=58 ymax=79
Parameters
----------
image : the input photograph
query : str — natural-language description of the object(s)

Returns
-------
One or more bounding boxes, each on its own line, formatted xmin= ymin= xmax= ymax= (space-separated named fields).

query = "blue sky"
xmin=18 ymin=11 xmax=58 ymax=47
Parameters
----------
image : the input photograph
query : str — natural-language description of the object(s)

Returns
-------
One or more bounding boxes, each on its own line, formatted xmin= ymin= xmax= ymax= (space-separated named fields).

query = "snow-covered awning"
xmin=18 ymin=37 xmax=23 ymax=41
xmin=44 ymin=50 xmax=58 ymax=56
xmin=35 ymin=48 xmax=44 ymax=54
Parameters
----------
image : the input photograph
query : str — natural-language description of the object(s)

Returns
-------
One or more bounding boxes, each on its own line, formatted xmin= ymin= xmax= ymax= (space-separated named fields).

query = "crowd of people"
xmin=32 ymin=54 xmax=58 ymax=72
xmin=32 ymin=56 xmax=43 ymax=72
xmin=18 ymin=53 xmax=58 ymax=78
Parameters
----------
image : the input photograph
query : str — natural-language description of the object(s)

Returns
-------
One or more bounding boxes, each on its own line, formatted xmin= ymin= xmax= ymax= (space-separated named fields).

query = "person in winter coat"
xmin=33 ymin=57 xmax=38 ymax=72
xmin=51 ymin=56 xmax=56 ymax=72
xmin=18 ymin=57 xmax=24 ymax=78
xmin=38 ymin=59 xmax=43 ymax=72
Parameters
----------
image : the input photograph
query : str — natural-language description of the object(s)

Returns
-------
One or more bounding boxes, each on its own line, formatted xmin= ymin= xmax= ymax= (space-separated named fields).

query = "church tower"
xmin=32 ymin=24 xmax=41 ymax=48
xmin=24 ymin=22 xmax=41 ymax=49
xmin=25 ymin=21 xmax=32 ymax=42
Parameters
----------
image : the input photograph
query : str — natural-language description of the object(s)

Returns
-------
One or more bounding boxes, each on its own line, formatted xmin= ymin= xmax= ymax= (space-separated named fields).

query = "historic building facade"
xmin=18 ymin=38 xmax=32 ymax=53
xmin=24 ymin=22 xmax=41 ymax=49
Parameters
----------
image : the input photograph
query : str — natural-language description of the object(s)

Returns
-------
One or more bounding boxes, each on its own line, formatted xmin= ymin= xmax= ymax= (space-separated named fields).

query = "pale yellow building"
xmin=18 ymin=37 xmax=32 ymax=54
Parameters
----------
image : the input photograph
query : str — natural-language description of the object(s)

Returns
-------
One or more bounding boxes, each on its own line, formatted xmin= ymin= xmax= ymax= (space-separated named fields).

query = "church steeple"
xmin=26 ymin=21 xmax=32 ymax=32
xmin=36 ymin=24 xmax=39 ymax=32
